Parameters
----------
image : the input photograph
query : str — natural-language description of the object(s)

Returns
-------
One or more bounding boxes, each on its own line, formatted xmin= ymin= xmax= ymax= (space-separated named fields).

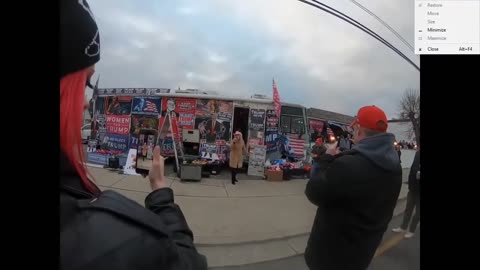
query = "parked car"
xmin=81 ymin=124 xmax=91 ymax=142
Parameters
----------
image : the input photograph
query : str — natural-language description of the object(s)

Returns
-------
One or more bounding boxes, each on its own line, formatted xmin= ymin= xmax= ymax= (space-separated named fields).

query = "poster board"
xmin=123 ymin=148 xmax=140 ymax=176
xmin=265 ymin=109 xmax=279 ymax=153
xmin=87 ymin=140 xmax=98 ymax=153
xmin=247 ymin=145 xmax=266 ymax=177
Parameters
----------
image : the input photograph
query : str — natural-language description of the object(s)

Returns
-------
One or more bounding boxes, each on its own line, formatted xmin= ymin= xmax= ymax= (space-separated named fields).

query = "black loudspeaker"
xmin=108 ymin=156 xmax=120 ymax=169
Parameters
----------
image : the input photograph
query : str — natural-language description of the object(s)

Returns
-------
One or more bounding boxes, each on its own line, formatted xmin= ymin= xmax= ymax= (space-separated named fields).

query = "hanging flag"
xmin=89 ymin=75 xmax=100 ymax=135
xmin=287 ymin=135 xmax=305 ymax=158
xmin=92 ymin=75 xmax=100 ymax=99
xmin=272 ymin=79 xmax=282 ymax=119
xmin=89 ymin=75 xmax=100 ymax=119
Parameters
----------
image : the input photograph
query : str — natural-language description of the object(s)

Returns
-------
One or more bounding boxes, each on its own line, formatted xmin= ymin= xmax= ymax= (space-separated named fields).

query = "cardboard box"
xmin=266 ymin=170 xmax=283 ymax=181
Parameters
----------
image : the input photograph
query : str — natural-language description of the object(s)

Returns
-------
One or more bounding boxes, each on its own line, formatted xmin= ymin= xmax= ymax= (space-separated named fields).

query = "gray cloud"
xmin=88 ymin=0 xmax=419 ymax=118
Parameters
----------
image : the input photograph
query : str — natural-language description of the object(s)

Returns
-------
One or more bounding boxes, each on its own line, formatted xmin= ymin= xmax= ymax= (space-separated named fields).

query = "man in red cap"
xmin=304 ymin=105 xmax=402 ymax=270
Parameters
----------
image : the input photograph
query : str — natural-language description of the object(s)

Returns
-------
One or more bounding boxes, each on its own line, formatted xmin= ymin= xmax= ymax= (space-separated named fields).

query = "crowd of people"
xmin=396 ymin=140 xmax=417 ymax=149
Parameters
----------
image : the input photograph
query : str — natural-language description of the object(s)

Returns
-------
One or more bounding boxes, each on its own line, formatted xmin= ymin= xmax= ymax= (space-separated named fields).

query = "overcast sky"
xmin=87 ymin=0 xmax=419 ymax=118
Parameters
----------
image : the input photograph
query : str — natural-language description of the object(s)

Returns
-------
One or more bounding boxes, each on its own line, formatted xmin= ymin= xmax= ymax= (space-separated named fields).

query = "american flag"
xmin=287 ymin=135 xmax=305 ymax=158
xmin=272 ymin=79 xmax=282 ymax=118
xmin=90 ymin=75 xmax=100 ymax=119
xmin=144 ymin=100 xmax=158 ymax=113
xmin=92 ymin=75 xmax=100 ymax=99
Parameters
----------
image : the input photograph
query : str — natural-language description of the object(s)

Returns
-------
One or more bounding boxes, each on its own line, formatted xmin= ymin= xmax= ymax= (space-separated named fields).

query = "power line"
xmin=306 ymin=0 xmax=419 ymax=70
xmin=348 ymin=0 xmax=414 ymax=51
xmin=295 ymin=0 xmax=420 ymax=71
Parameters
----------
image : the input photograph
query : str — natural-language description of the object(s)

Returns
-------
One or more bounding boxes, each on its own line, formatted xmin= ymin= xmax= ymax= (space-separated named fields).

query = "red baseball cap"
xmin=350 ymin=105 xmax=388 ymax=132
xmin=315 ymin=138 xmax=323 ymax=144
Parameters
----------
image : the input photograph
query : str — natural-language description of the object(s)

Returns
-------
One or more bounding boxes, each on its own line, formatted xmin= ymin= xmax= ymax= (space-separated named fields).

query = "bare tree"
xmin=398 ymin=89 xmax=420 ymax=145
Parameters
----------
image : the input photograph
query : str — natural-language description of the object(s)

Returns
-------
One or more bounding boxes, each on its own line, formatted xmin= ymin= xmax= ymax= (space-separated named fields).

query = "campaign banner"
xmin=199 ymin=142 xmax=217 ymax=155
xmin=196 ymin=99 xmax=217 ymax=117
xmin=266 ymin=110 xmax=279 ymax=131
xmin=250 ymin=109 xmax=265 ymax=131
xmin=131 ymin=97 xmax=161 ymax=115
xmin=265 ymin=130 xmax=279 ymax=153
xmin=248 ymin=145 xmax=266 ymax=177
xmin=105 ymin=96 xmax=132 ymax=115
xmin=161 ymin=98 xmax=176 ymax=114
xmin=196 ymin=116 xmax=229 ymax=143
xmin=216 ymin=140 xmax=228 ymax=160
xmin=217 ymin=101 xmax=233 ymax=122
xmin=106 ymin=115 xmax=131 ymax=135
xmin=198 ymin=141 xmax=219 ymax=160
xmin=308 ymin=119 xmax=325 ymax=142
xmin=98 ymin=88 xmax=170 ymax=96
xmin=265 ymin=110 xmax=279 ymax=153
xmin=87 ymin=140 xmax=98 ymax=153
xmin=249 ymin=130 xmax=264 ymax=145
xmin=160 ymin=137 xmax=175 ymax=157
xmin=309 ymin=119 xmax=325 ymax=133
xmin=96 ymin=114 xmax=107 ymax=141
xmin=86 ymin=152 xmax=128 ymax=166
xmin=215 ymin=121 xmax=231 ymax=141
xmin=178 ymin=112 xmax=195 ymax=129
xmin=129 ymin=135 xmax=139 ymax=150
xmin=176 ymin=98 xmax=196 ymax=129
xmin=158 ymin=98 xmax=179 ymax=137
xmin=103 ymin=133 xmax=129 ymax=152
xmin=87 ymin=152 xmax=109 ymax=165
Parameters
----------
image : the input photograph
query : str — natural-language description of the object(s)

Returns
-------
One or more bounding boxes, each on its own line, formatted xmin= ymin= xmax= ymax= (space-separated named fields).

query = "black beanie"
xmin=60 ymin=0 xmax=101 ymax=79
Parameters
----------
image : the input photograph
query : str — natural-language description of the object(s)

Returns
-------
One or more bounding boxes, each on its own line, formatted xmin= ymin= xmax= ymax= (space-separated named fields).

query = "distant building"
xmin=307 ymin=108 xmax=354 ymax=125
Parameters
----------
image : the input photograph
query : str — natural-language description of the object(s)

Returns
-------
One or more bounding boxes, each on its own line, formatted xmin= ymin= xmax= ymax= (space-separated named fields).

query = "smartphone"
xmin=135 ymin=129 xmax=159 ymax=175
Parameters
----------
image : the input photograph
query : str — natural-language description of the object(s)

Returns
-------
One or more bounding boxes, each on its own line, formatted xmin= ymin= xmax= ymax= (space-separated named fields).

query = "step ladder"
xmin=158 ymin=111 xmax=184 ymax=173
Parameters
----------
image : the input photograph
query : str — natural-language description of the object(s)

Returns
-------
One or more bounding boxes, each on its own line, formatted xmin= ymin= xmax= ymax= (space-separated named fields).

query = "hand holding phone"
xmin=135 ymin=129 xmax=158 ymax=175
xmin=148 ymin=145 xmax=166 ymax=190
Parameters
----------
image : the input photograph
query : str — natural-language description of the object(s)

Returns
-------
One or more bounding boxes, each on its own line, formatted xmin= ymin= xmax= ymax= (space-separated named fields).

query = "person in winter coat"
xmin=305 ymin=105 xmax=402 ymax=270
xmin=392 ymin=146 xmax=420 ymax=238
xmin=395 ymin=143 xmax=402 ymax=162
xmin=311 ymin=137 xmax=327 ymax=160
xmin=310 ymin=137 xmax=327 ymax=178
xmin=60 ymin=1 xmax=207 ymax=269
xmin=229 ymin=131 xmax=247 ymax=185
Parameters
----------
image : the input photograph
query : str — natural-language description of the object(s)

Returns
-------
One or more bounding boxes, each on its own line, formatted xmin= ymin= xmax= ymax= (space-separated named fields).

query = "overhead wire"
xmin=295 ymin=0 xmax=420 ymax=71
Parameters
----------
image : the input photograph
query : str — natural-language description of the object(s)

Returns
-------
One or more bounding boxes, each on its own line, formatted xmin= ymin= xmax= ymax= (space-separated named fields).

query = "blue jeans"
xmin=310 ymin=161 xmax=320 ymax=179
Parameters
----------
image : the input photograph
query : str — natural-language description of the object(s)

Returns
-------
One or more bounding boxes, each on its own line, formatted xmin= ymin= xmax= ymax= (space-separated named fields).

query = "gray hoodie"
xmin=352 ymin=133 xmax=400 ymax=172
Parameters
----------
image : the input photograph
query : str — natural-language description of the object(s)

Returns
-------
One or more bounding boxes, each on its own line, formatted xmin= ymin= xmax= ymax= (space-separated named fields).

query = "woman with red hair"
xmin=60 ymin=1 xmax=206 ymax=269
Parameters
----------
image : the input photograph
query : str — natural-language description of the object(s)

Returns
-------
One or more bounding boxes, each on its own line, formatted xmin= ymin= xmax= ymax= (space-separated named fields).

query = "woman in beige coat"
xmin=229 ymin=131 xmax=247 ymax=185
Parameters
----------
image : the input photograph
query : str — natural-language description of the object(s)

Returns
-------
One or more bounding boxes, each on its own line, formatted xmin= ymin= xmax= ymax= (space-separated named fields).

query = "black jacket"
xmin=408 ymin=150 xmax=420 ymax=192
xmin=311 ymin=144 xmax=327 ymax=161
xmin=305 ymin=133 xmax=402 ymax=270
xmin=60 ymin=152 xmax=207 ymax=270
